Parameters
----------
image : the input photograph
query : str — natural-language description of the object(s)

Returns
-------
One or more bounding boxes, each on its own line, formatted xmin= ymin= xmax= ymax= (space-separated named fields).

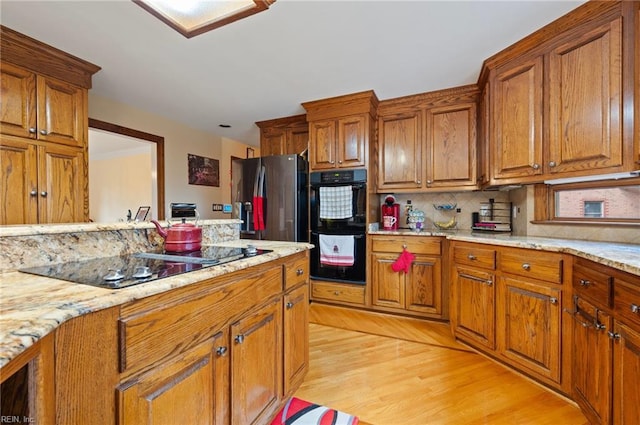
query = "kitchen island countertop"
xmin=0 ymin=240 xmax=312 ymax=368
xmin=369 ymin=229 xmax=640 ymax=277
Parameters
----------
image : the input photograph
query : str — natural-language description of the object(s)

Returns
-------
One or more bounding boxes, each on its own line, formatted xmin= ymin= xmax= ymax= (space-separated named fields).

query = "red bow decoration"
xmin=391 ymin=248 xmax=415 ymax=274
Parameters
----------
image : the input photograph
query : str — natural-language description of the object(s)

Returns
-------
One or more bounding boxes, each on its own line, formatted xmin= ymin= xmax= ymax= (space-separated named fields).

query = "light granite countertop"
xmin=0 ymin=240 xmax=312 ymax=368
xmin=370 ymin=229 xmax=640 ymax=277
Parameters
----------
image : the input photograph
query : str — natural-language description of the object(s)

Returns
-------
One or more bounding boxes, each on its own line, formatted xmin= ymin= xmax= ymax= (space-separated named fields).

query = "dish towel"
xmin=391 ymin=248 xmax=415 ymax=273
xmin=319 ymin=234 xmax=355 ymax=266
xmin=270 ymin=397 xmax=359 ymax=425
xmin=319 ymin=186 xmax=353 ymax=219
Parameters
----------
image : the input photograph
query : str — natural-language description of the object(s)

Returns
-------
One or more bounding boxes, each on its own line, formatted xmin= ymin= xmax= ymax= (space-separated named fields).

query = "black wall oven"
xmin=309 ymin=169 xmax=367 ymax=285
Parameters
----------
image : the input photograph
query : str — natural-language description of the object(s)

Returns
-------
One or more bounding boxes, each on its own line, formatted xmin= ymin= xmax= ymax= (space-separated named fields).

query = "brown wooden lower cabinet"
xmin=613 ymin=322 xmax=640 ymax=425
xmin=0 ymin=252 xmax=309 ymax=425
xmin=118 ymin=331 xmax=227 ymax=425
xmin=452 ymin=265 xmax=496 ymax=350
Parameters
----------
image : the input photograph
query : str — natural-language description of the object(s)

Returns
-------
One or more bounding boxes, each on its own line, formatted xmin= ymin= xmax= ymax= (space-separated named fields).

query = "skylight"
xmin=134 ymin=0 xmax=275 ymax=38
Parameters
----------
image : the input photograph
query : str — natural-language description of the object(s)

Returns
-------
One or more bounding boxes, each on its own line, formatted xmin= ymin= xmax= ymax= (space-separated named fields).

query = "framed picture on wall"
xmin=135 ymin=206 xmax=150 ymax=221
xmin=188 ymin=154 xmax=220 ymax=187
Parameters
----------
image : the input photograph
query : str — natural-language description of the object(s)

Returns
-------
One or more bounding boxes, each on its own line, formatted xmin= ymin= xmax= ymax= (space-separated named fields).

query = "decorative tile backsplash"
xmin=380 ymin=188 xmax=639 ymax=245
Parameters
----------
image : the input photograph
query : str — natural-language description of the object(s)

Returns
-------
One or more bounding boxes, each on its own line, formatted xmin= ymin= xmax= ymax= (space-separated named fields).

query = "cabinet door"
xmin=0 ymin=62 xmax=37 ymax=138
xmin=406 ymin=254 xmax=441 ymax=315
xmin=497 ymin=276 xmax=561 ymax=384
xmin=613 ymin=322 xmax=640 ymax=425
xmin=337 ymin=115 xmax=366 ymax=168
xmin=261 ymin=129 xmax=286 ymax=156
xmin=453 ymin=266 xmax=495 ymax=350
xmin=425 ymin=102 xmax=477 ymax=189
xmin=377 ymin=111 xmax=422 ymax=190
xmin=283 ymin=284 xmax=309 ymax=397
xmin=231 ymin=299 xmax=282 ymax=425
xmin=118 ymin=332 xmax=227 ymax=425
xmin=39 ymin=144 xmax=86 ymax=223
xmin=371 ymin=252 xmax=405 ymax=310
xmin=37 ymin=75 xmax=86 ymax=147
xmin=0 ymin=137 xmax=38 ymax=224
xmin=478 ymin=82 xmax=491 ymax=186
xmin=548 ymin=18 xmax=623 ymax=175
xmin=309 ymin=120 xmax=337 ymax=170
xmin=491 ymin=56 xmax=543 ymax=181
xmin=286 ymin=125 xmax=309 ymax=155
xmin=572 ymin=297 xmax=612 ymax=425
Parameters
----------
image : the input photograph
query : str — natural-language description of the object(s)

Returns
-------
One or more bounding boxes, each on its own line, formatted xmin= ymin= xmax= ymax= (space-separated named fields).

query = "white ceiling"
xmin=1 ymin=0 xmax=586 ymax=147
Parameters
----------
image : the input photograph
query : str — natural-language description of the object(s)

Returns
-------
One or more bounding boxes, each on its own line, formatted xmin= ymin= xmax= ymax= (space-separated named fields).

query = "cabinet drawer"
xmin=119 ymin=266 xmax=282 ymax=376
xmin=371 ymin=237 xmax=441 ymax=256
xmin=614 ymin=279 xmax=640 ymax=328
xmin=453 ymin=245 xmax=496 ymax=270
xmin=573 ymin=259 xmax=613 ymax=307
xmin=284 ymin=253 xmax=309 ymax=291
xmin=311 ymin=281 xmax=365 ymax=305
xmin=500 ymin=249 xmax=563 ymax=284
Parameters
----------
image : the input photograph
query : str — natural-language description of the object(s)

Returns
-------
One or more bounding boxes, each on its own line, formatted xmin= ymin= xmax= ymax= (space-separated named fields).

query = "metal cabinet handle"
xmin=532 ymin=163 xmax=540 ymax=170
xmin=550 ymin=297 xmax=558 ymax=305
xmin=30 ymin=190 xmax=37 ymax=196
xmin=631 ymin=304 xmax=639 ymax=314
xmin=594 ymin=322 xmax=606 ymax=331
xmin=216 ymin=346 xmax=228 ymax=356
xmin=402 ymin=244 xmax=408 ymax=249
xmin=29 ymin=127 xmax=37 ymax=134
xmin=338 ymin=160 xmax=342 ymax=164
xmin=40 ymin=129 xmax=48 ymax=135
xmin=522 ymin=263 xmax=531 ymax=271
xmin=334 ymin=291 xmax=340 ymax=296
xmin=234 ymin=334 xmax=245 ymax=344
xmin=426 ymin=180 xmax=433 ymax=185
xmin=296 ymin=268 xmax=304 ymax=276
xmin=549 ymin=161 xmax=557 ymax=167
xmin=40 ymin=191 xmax=47 ymax=197
xmin=607 ymin=331 xmax=621 ymax=340
xmin=579 ymin=279 xmax=591 ymax=287
xmin=458 ymin=272 xmax=493 ymax=286
xmin=416 ymin=180 xmax=421 ymax=184
xmin=286 ymin=302 xmax=294 ymax=309
xmin=467 ymin=254 xmax=477 ymax=260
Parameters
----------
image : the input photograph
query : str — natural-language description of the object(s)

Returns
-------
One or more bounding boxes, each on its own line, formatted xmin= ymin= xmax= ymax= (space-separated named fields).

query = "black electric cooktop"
xmin=19 ymin=245 xmax=271 ymax=289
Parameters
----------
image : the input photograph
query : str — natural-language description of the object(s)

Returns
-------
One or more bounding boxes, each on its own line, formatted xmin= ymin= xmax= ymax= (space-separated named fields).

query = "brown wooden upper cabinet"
xmin=486 ymin=4 xmax=633 ymax=186
xmin=377 ymin=86 xmax=479 ymax=192
xmin=0 ymin=26 xmax=100 ymax=225
xmin=1 ymin=62 xmax=88 ymax=148
xmin=302 ymin=91 xmax=378 ymax=172
xmin=256 ymin=114 xmax=308 ymax=156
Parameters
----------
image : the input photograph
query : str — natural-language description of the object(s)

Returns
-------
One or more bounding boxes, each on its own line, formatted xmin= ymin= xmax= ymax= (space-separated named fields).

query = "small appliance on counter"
xmin=381 ymin=195 xmax=400 ymax=230
xmin=170 ymin=203 xmax=197 ymax=219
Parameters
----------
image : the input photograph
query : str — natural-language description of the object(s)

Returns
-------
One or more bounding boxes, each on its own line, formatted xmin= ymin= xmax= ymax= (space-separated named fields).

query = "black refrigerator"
xmin=231 ymin=154 xmax=308 ymax=242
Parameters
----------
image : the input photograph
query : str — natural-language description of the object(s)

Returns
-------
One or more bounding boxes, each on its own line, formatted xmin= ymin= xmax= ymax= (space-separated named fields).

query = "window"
xmin=535 ymin=178 xmax=640 ymax=225
xmin=582 ymin=201 xmax=604 ymax=218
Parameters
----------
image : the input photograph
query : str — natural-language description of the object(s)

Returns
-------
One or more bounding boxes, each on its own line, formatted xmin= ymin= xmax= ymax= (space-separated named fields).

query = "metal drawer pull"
xmin=216 ymin=346 xmax=228 ymax=356
xmin=402 ymin=244 xmax=408 ymax=249
xmin=334 ymin=291 xmax=340 ymax=296
xmin=286 ymin=302 xmax=294 ymax=309
xmin=234 ymin=334 xmax=245 ymax=344
xmin=549 ymin=297 xmax=558 ymax=305
xmin=467 ymin=254 xmax=477 ymax=260
xmin=579 ymin=279 xmax=591 ymax=287
xmin=459 ymin=273 xmax=493 ymax=286
xmin=296 ymin=268 xmax=304 ymax=276
xmin=631 ymin=304 xmax=639 ymax=314
xmin=522 ymin=263 xmax=531 ymax=270
xmin=607 ymin=331 xmax=621 ymax=340
xmin=594 ymin=322 xmax=606 ymax=331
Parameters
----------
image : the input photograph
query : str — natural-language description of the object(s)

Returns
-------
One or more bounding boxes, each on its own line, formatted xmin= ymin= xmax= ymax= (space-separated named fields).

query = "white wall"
xmin=89 ymin=152 xmax=153 ymax=222
xmin=88 ymin=94 xmax=258 ymax=220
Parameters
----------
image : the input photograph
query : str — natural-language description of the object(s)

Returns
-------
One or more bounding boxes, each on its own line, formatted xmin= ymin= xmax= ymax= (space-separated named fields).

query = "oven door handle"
xmin=310 ymin=183 xmax=366 ymax=190
xmin=311 ymin=231 xmax=364 ymax=239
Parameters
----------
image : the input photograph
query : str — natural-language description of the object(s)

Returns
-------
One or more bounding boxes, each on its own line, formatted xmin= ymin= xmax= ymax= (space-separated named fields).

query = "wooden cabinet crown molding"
xmin=302 ymin=90 xmax=379 ymax=121
xmin=377 ymin=84 xmax=479 ymax=114
xmin=0 ymin=25 xmax=101 ymax=89
xmin=255 ymin=113 xmax=307 ymax=130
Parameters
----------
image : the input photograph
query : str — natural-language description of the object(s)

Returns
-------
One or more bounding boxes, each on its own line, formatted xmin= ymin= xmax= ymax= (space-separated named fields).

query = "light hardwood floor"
xmin=294 ymin=304 xmax=588 ymax=425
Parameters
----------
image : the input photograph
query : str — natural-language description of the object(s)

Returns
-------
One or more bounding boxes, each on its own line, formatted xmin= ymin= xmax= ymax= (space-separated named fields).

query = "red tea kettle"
xmin=151 ymin=217 xmax=202 ymax=253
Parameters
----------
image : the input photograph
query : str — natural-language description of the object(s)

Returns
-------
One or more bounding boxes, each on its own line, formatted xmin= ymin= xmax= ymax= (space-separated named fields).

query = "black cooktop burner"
xmin=19 ymin=245 xmax=271 ymax=289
